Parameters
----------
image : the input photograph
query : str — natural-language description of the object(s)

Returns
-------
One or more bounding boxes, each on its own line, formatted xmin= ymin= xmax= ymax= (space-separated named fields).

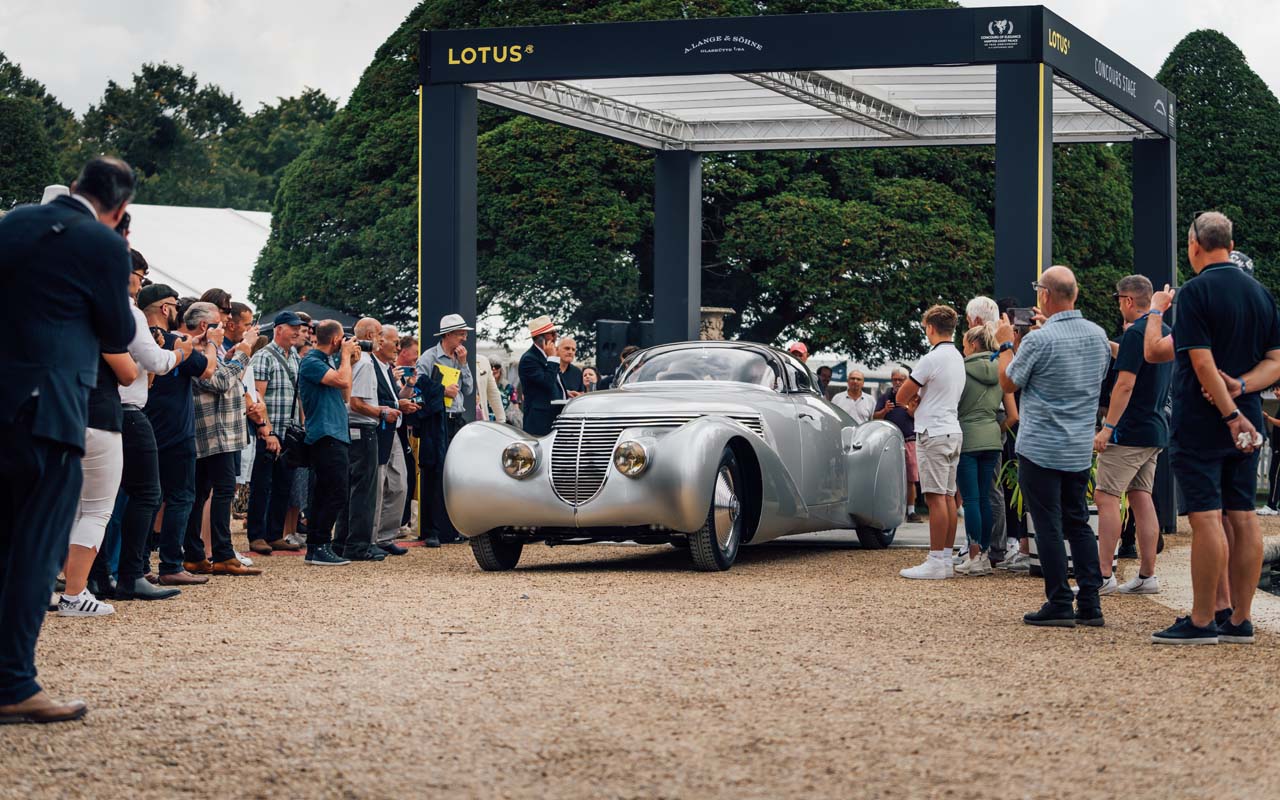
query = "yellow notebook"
xmin=438 ymin=364 xmax=461 ymax=407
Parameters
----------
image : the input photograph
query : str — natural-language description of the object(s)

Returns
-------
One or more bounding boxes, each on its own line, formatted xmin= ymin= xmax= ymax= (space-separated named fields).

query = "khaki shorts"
xmin=918 ymin=432 xmax=962 ymax=496
xmin=1095 ymin=445 xmax=1161 ymax=497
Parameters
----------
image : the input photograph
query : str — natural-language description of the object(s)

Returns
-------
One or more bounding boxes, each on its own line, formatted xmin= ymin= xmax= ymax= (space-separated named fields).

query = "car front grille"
xmin=550 ymin=414 xmax=765 ymax=506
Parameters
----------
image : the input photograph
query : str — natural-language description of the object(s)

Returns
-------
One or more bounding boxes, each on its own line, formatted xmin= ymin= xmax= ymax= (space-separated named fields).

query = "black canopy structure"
xmin=417 ymin=5 xmax=1175 ymax=345
xmin=417 ymin=5 xmax=1180 ymax=529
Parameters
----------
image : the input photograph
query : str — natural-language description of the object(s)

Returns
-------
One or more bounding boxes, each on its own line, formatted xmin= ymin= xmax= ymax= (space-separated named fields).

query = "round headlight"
xmin=613 ymin=440 xmax=649 ymax=477
xmin=501 ymin=442 xmax=537 ymax=479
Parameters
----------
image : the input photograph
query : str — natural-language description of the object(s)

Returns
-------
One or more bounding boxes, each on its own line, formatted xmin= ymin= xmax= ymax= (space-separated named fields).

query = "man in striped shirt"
xmin=995 ymin=266 xmax=1111 ymax=628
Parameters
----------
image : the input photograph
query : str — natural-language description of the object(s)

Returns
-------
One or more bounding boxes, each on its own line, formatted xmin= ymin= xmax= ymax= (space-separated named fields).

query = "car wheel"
xmin=688 ymin=446 xmax=744 ymax=571
xmin=856 ymin=525 xmax=896 ymax=549
xmin=470 ymin=532 xmax=523 ymax=571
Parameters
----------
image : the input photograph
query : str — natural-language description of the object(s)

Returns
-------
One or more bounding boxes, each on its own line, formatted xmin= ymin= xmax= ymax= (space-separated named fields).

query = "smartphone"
xmin=1009 ymin=307 xmax=1036 ymax=327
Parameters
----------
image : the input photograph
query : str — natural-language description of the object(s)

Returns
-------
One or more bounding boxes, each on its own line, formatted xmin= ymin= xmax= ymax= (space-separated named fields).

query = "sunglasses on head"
xmin=1191 ymin=210 xmax=1211 ymax=244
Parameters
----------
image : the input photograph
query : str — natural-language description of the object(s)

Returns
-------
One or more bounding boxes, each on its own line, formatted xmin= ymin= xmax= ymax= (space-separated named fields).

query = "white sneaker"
xmin=1258 ymin=506 xmax=1279 ymax=516
xmin=900 ymin=556 xmax=953 ymax=580
xmin=954 ymin=553 xmax=971 ymax=568
xmin=957 ymin=553 xmax=992 ymax=576
xmin=998 ymin=551 xmax=1031 ymax=572
xmin=1099 ymin=574 xmax=1119 ymax=595
xmin=285 ymin=532 xmax=307 ymax=548
xmin=236 ymin=551 xmax=254 ymax=567
xmin=57 ymin=590 xmax=115 ymax=617
xmin=1119 ymin=575 xmax=1161 ymax=594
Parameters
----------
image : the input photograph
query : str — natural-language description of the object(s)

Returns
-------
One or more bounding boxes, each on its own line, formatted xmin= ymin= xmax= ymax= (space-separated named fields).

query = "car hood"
xmin=559 ymin=382 xmax=773 ymax=418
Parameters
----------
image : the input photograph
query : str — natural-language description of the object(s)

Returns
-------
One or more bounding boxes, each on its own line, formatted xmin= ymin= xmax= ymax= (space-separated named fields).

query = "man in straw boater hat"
xmin=519 ymin=315 xmax=566 ymax=437
xmin=413 ymin=313 xmax=475 ymax=546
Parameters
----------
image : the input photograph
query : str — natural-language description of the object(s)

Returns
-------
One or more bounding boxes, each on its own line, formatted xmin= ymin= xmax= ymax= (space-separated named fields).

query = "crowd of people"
xmin=0 ymin=156 xmax=1274 ymax=726
xmin=879 ymin=215 xmax=1276 ymax=648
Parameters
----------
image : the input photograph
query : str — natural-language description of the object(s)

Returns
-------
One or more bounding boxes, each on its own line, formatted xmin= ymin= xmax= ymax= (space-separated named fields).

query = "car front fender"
xmin=845 ymin=420 xmax=906 ymax=530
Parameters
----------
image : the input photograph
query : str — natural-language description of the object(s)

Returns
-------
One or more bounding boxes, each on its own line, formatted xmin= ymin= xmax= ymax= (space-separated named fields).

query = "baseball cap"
xmin=787 ymin=341 xmax=809 ymax=358
xmin=273 ymin=310 xmax=305 ymax=327
xmin=137 ymin=283 xmax=178 ymax=310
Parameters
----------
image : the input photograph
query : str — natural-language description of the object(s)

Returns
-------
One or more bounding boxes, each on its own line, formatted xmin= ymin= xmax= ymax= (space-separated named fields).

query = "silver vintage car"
xmin=443 ymin=341 xmax=906 ymax=571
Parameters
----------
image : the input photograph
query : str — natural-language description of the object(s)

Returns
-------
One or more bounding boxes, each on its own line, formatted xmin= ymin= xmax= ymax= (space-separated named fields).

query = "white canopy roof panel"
xmin=470 ymin=65 xmax=1156 ymax=151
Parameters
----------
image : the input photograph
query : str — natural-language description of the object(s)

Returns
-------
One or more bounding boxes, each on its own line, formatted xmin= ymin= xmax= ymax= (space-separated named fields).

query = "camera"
xmin=358 ymin=340 xmax=374 ymax=352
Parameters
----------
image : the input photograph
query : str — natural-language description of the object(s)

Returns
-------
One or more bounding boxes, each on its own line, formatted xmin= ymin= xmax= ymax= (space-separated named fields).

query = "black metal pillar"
xmin=419 ymin=83 xmax=478 ymax=416
xmin=1132 ymin=136 xmax=1179 ymax=532
xmin=653 ymin=150 xmax=702 ymax=344
xmin=994 ymin=63 xmax=1053 ymax=305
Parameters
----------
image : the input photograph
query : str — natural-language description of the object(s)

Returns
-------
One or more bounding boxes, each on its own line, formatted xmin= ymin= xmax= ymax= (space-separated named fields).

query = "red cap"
xmin=786 ymin=341 xmax=808 ymax=358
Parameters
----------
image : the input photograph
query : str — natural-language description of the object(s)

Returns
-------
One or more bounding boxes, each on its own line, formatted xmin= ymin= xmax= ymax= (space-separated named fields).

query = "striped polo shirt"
xmin=1005 ymin=310 xmax=1111 ymax=472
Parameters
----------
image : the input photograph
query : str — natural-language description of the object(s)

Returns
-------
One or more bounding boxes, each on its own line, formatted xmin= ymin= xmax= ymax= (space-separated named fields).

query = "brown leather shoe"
xmin=0 ymin=690 xmax=87 ymax=725
xmin=249 ymin=539 xmax=273 ymax=555
xmin=143 ymin=573 xmax=159 ymax=585
xmin=184 ymin=559 xmax=215 ymax=574
xmin=210 ymin=558 xmax=263 ymax=576
xmin=156 ymin=570 xmax=209 ymax=586
xmin=268 ymin=538 xmax=301 ymax=552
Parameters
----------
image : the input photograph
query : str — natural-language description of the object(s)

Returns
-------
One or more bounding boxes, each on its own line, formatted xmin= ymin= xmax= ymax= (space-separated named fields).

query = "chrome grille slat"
xmin=550 ymin=413 xmax=765 ymax=506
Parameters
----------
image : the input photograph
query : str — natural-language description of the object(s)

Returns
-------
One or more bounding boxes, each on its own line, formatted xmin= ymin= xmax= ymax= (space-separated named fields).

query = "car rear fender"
xmin=844 ymin=420 xmax=907 ymax=530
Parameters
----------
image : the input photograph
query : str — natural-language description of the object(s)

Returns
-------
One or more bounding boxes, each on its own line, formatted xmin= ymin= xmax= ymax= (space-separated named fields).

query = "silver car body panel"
xmin=442 ymin=342 xmax=906 ymax=543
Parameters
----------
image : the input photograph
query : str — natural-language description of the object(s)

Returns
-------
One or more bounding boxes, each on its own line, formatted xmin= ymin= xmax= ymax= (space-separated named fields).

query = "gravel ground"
xmin=3 ymin=523 xmax=1280 ymax=799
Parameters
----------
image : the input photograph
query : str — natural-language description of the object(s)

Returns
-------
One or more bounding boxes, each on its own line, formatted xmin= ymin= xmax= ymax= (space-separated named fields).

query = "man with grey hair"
xmin=965 ymin=296 xmax=999 ymax=330
xmin=145 ymin=301 xmax=219 ymax=586
xmin=1143 ymin=210 xmax=1280 ymax=644
xmin=1092 ymin=275 xmax=1171 ymax=596
xmin=335 ymin=317 xmax=400 ymax=561
xmin=995 ymin=266 xmax=1111 ymax=627
xmin=372 ymin=324 xmax=419 ymax=554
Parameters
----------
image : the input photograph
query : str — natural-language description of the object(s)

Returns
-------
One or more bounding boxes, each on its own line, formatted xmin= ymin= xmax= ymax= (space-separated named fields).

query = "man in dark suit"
xmin=520 ymin=315 xmax=564 ymax=436
xmin=0 ymin=158 xmax=137 ymax=724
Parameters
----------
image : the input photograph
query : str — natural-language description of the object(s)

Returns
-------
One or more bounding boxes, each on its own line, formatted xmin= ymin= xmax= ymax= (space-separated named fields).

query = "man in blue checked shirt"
xmin=994 ymin=266 xmax=1111 ymax=629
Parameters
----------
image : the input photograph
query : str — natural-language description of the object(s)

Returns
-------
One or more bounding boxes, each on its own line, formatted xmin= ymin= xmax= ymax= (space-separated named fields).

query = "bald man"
xmin=995 ymin=266 xmax=1111 ymax=628
xmin=335 ymin=317 xmax=400 ymax=561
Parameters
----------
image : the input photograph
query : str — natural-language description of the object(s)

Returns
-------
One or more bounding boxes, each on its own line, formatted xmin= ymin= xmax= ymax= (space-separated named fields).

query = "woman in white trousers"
xmin=60 ymin=352 xmax=137 ymax=617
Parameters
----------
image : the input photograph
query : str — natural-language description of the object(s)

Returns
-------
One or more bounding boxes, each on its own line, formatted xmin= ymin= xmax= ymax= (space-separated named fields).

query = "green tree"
xmin=1157 ymin=30 xmax=1280 ymax=291
xmin=0 ymin=95 xmax=57 ymax=210
xmin=0 ymin=51 xmax=82 ymax=182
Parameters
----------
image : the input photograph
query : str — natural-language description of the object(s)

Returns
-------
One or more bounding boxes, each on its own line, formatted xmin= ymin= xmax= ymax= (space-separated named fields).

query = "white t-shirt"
xmin=832 ymin=391 xmax=875 ymax=424
xmin=910 ymin=342 xmax=965 ymax=437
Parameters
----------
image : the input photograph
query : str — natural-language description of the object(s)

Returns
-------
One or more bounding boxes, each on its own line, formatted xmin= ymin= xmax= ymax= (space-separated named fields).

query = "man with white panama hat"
xmin=413 ymin=313 xmax=475 ymax=545
xmin=519 ymin=315 xmax=564 ymax=436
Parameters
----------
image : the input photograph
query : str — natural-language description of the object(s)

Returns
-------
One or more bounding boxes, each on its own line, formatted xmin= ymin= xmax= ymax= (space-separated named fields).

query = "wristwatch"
xmin=1222 ymin=409 xmax=1241 ymax=422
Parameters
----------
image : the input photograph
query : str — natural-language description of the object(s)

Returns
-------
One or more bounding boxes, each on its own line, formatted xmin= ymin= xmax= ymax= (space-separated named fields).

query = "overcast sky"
xmin=0 ymin=1 xmax=1276 ymax=116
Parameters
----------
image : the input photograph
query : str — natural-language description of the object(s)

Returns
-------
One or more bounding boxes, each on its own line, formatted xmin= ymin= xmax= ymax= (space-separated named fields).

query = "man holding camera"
xmin=146 ymin=301 xmax=219 ymax=587
xmin=334 ymin=318 xmax=400 ymax=561
xmin=298 ymin=320 xmax=361 ymax=566
xmin=414 ymin=314 xmax=475 ymax=546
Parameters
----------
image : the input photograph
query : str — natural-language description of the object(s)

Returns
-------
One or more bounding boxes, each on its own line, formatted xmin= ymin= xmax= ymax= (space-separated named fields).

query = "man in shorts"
xmin=875 ymin=368 xmax=921 ymax=522
xmin=1093 ymin=275 xmax=1172 ymax=595
xmin=1143 ymin=211 xmax=1280 ymax=644
xmin=895 ymin=305 xmax=966 ymax=580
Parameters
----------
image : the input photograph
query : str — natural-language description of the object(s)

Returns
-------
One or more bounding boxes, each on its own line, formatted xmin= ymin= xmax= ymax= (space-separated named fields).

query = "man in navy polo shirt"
xmin=1143 ymin=211 xmax=1280 ymax=645
xmin=1092 ymin=275 xmax=1172 ymax=596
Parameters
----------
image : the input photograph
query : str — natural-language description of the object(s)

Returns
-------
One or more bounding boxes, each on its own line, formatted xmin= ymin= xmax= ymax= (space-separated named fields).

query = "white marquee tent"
xmin=126 ymin=204 xmax=270 ymax=309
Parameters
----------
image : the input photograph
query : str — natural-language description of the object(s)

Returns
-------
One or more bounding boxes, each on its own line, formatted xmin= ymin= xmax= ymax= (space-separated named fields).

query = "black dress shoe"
xmin=378 ymin=543 xmax=408 ymax=556
xmin=116 ymin=577 xmax=181 ymax=601
xmin=419 ymin=535 xmax=441 ymax=548
xmin=86 ymin=576 xmax=117 ymax=599
xmin=346 ymin=548 xmax=387 ymax=562
xmin=1023 ymin=604 xmax=1077 ymax=627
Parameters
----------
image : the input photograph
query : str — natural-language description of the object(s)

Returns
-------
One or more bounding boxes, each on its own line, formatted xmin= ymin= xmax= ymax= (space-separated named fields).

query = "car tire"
xmin=856 ymin=525 xmax=896 ymax=549
xmin=470 ymin=532 xmax=523 ymax=571
xmin=688 ymin=446 xmax=744 ymax=571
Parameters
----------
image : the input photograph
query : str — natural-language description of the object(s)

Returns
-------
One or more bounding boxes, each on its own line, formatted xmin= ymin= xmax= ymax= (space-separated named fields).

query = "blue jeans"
xmin=957 ymin=450 xmax=1000 ymax=551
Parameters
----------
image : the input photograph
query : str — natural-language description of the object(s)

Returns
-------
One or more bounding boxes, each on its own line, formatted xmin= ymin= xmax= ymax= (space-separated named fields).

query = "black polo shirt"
xmin=874 ymin=391 xmax=915 ymax=441
xmin=1172 ymin=263 xmax=1280 ymax=453
xmin=1111 ymin=315 xmax=1172 ymax=448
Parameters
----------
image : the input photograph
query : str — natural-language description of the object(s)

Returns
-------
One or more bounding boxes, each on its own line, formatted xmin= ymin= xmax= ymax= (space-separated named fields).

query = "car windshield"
xmin=618 ymin=347 xmax=781 ymax=390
